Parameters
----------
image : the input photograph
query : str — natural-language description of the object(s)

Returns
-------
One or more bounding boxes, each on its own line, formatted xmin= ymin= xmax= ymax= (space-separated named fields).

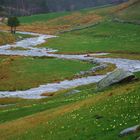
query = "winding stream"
xmin=0 ymin=32 xmax=140 ymax=99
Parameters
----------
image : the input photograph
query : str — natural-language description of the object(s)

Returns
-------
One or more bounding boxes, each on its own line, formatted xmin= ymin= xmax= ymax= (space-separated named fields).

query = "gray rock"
xmin=0 ymin=104 xmax=15 ymax=107
xmin=79 ymin=71 xmax=87 ymax=75
xmin=88 ymin=59 xmax=100 ymax=64
xmin=97 ymin=68 xmax=135 ymax=89
xmin=136 ymin=136 xmax=140 ymax=140
xmin=76 ymin=63 xmax=108 ymax=76
xmin=119 ymin=125 xmax=140 ymax=137
xmin=91 ymin=63 xmax=108 ymax=72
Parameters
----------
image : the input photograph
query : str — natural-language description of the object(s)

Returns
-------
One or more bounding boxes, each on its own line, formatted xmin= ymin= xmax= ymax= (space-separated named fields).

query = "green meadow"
xmin=19 ymin=12 xmax=70 ymax=24
xmin=0 ymin=56 xmax=93 ymax=91
xmin=39 ymin=21 xmax=140 ymax=54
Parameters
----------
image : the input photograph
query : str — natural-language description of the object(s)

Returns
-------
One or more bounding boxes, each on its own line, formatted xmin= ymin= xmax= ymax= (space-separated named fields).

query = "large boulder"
xmin=119 ymin=125 xmax=140 ymax=137
xmin=97 ymin=69 xmax=135 ymax=89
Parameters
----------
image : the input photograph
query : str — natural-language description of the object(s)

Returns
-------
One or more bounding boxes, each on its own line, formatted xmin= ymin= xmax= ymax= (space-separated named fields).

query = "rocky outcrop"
xmin=76 ymin=63 xmax=107 ymax=76
xmin=97 ymin=68 xmax=135 ymax=89
xmin=91 ymin=64 xmax=108 ymax=72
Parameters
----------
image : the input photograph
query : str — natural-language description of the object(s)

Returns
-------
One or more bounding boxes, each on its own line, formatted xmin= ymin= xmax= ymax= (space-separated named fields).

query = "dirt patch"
xmin=41 ymin=92 xmax=55 ymax=97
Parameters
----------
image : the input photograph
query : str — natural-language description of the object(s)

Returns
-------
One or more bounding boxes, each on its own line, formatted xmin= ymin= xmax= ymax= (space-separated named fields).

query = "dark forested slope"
xmin=0 ymin=0 xmax=127 ymax=16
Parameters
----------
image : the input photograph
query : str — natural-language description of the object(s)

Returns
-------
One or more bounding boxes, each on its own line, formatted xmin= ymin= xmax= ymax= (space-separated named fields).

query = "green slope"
xmin=0 ymin=78 xmax=140 ymax=140
xmin=19 ymin=11 xmax=70 ymax=24
xmin=40 ymin=21 xmax=140 ymax=54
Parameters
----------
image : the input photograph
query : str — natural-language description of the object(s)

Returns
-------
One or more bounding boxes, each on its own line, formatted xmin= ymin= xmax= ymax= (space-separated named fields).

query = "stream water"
xmin=0 ymin=32 xmax=140 ymax=99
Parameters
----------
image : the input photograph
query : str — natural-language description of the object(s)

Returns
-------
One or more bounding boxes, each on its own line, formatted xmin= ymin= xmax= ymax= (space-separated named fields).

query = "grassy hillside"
xmin=0 ymin=0 xmax=139 ymax=34
xmin=0 ymin=1 xmax=140 ymax=140
xmin=19 ymin=0 xmax=140 ymax=24
xmin=0 ymin=76 xmax=140 ymax=140
xmin=115 ymin=0 xmax=140 ymax=21
xmin=19 ymin=4 xmax=115 ymax=24
xmin=90 ymin=0 xmax=140 ymax=21
xmin=17 ymin=12 xmax=102 ymax=34
xmin=38 ymin=21 xmax=140 ymax=54
xmin=19 ymin=12 xmax=70 ymax=24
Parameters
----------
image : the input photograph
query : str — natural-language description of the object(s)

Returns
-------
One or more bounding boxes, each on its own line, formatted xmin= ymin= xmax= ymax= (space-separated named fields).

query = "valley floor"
xmin=0 ymin=1 xmax=140 ymax=139
xmin=0 ymin=29 xmax=139 ymax=140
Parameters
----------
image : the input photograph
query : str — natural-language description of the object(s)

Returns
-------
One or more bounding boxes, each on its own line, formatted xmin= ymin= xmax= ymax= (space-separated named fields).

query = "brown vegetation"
xmin=0 ymin=12 xmax=102 ymax=34
xmin=111 ymin=0 xmax=139 ymax=13
xmin=19 ymin=13 xmax=102 ymax=34
xmin=0 ymin=32 xmax=15 ymax=45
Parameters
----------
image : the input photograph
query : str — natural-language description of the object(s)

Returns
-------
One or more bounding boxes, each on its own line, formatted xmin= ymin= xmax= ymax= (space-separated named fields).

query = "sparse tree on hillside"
xmin=7 ymin=16 xmax=20 ymax=34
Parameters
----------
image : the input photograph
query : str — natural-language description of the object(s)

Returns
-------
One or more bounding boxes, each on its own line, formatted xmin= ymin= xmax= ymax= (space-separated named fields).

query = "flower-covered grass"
xmin=0 ymin=75 xmax=139 ymax=140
